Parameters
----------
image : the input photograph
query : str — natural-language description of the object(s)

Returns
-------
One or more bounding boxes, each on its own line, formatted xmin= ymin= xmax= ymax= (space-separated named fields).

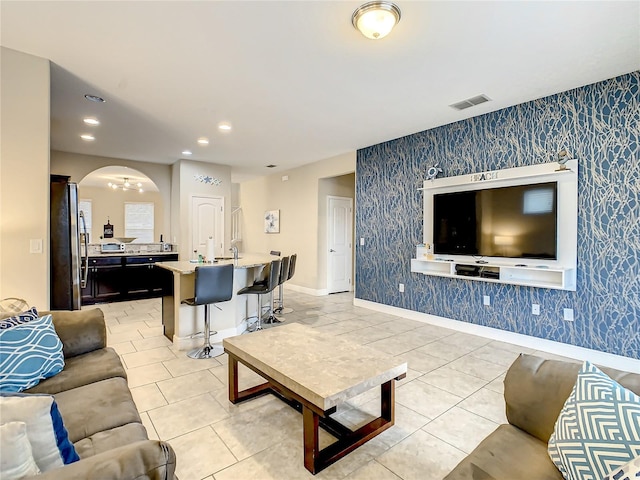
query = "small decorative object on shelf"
xmin=426 ymin=164 xmax=442 ymax=181
xmin=555 ymin=149 xmax=573 ymax=171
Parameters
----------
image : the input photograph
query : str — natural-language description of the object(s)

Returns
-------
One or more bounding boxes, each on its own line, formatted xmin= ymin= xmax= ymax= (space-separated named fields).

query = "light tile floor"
xmin=88 ymin=291 xmax=568 ymax=480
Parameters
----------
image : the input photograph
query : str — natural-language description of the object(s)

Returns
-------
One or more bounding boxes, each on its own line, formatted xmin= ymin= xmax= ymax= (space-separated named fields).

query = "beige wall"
xmin=78 ymin=186 xmax=164 ymax=243
xmin=50 ymin=151 xmax=172 ymax=241
xmin=172 ymin=159 xmax=232 ymax=260
xmin=0 ymin=47 xmax=50 ymax=307
xmin=239 ymin=151 xmax=356 ymax=292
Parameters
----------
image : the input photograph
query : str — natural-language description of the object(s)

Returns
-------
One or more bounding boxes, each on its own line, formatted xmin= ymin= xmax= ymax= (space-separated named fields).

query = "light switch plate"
xmin=29 ymin=239 xmax=43 ymax=254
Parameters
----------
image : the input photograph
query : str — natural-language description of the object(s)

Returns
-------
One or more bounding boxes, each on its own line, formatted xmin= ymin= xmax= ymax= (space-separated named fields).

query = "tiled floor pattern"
xmin=89 ymin=292 xmax=569 ymax=480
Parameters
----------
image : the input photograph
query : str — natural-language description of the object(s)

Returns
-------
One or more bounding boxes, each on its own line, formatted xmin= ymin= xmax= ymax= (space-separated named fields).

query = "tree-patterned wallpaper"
xmin=355 ymin=72 xmax=639 ymax=359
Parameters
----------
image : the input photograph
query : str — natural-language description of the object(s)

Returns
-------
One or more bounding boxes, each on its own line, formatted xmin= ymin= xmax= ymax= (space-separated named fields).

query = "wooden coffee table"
xmin=223 ymin=323 xmax=407 ymax=475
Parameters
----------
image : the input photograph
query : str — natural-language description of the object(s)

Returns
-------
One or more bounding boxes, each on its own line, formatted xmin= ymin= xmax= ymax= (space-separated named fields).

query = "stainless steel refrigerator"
xmin=50 ymin=175 xmax=88 ymax=310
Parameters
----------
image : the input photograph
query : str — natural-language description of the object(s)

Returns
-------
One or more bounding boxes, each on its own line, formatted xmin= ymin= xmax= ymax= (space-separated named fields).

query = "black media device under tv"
xmin=433 ymin=182 xmax=558 ymax=260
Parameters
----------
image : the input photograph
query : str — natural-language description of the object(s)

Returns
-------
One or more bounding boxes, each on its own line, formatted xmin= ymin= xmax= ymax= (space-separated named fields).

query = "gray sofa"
xmin=445 ymin=353 xmax=640 ymax=480
xmin=23 ymin=308 xmax=177 ymax=479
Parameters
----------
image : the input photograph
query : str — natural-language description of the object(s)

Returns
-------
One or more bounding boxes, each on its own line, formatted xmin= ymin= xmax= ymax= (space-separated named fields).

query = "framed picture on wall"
xmin=264 ymin=210 xmax=280 ymax=233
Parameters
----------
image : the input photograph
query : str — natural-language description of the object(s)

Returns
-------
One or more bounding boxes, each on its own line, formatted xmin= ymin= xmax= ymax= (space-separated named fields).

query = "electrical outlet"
xmin=483 ymin=295 xmax=490 ymax=306
xmin=563 ymin=308 xmax=574 ymax=321
xmin=532 ymin=304 xmax=540 ymax=315
xmin=399 ymin=283 xmax=405 ymax=293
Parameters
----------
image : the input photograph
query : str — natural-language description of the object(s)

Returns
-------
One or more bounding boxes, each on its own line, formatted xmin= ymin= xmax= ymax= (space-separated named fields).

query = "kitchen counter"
xmin=156 ymin=254 xmax=275 ymax=274
xmin=156 ymin=253 xmax=276 ymax=349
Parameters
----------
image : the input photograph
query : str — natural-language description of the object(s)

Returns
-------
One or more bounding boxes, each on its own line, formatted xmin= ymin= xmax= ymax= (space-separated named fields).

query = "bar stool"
xmin=181 ymin=264 xmax=234 ymax=359
xmin=237 ymin=259 xmax=281 ymax=332
xmin=275 ymin=253 xmax=296 ymax=315
xmin=269 ymin=256 xmax=289 ymax=320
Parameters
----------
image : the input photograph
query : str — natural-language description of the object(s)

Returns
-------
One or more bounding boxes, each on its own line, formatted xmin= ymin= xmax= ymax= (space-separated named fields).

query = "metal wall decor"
xmin=194 ymin=174 xmax=222 ymax=186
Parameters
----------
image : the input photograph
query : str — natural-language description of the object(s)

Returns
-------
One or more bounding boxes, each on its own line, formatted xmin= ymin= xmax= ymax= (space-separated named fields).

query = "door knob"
xmin=329 ymin=249 xmax=335 ymax=252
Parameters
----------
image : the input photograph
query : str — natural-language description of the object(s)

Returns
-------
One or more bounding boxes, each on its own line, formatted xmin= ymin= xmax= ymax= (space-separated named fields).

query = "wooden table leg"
xmin=228 ymin=354 xmax=239 ymax=403
xmin=303 ymin=405 xmax=320 ymax=474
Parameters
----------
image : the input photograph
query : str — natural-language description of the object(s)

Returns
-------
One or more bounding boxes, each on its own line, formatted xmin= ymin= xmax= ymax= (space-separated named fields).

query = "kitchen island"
xmin=156 ymin=254 xmax=275 ymax=350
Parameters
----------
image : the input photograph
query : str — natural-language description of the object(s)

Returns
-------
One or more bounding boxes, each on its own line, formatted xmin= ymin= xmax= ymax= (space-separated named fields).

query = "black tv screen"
xmin=433 ymin=182 xmax=557 ymax=259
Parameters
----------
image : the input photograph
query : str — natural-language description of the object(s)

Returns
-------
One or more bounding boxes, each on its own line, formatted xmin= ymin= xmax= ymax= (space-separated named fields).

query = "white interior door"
xmin=191 ymin=196 xmax=224 ymax=259
xmin=327 ymin=196 xmax=353 ymax=294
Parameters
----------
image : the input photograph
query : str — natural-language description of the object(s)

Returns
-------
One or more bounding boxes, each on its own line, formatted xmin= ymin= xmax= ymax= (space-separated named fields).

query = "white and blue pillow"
xmin=548 ymin=361 xmax=640 ymax=480
xmin=0 ymin=314 xmax=64 ymax=392
xmin=0 ymin=306 xmax=39 ymax=330
xmin=0 ymin=421 xmax=41 ymax=478
xmin=0 ymin=393 xmax=79 ymax=471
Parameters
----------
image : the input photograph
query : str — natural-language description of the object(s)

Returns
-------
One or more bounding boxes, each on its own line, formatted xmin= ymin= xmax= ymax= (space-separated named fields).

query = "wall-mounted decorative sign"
xmin=194 ymin=174 xmax=222 ymax=186
xmin=264 ymin=210 xmax=280 ymax=234
xmin=103 ymin=219 xmax=114 ymax=238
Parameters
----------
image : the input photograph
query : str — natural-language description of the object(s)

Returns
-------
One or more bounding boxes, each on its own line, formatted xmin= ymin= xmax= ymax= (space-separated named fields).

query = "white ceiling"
xmin=2 ymin=1 xmax=639 ymax=182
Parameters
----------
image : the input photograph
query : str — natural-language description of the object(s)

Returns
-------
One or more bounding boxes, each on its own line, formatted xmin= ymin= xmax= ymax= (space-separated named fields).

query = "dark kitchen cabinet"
xmin=125 ymin=255 xmax=175 ymax=299
xmin=81 ymin=254 xmax=177 ymax=305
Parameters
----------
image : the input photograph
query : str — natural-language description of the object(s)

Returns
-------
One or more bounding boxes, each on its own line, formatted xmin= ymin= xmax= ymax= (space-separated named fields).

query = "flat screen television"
xmin=433 ymin=181 xmax=557 ymax=260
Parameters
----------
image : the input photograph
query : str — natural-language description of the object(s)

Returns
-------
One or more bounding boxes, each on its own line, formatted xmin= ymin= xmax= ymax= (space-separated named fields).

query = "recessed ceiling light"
xmin=83 ymin=117 xmax=100 ymax=126
xmin=197 ymin=138 xmax=209 ymax=145
xmin=218 ymin=122 xmax=232 ymax=132
xmin=80 ymin=134 xmax=95 ymax=141
xmin=84 ymin=94 xmax=105 ymax=103
xmin=182 ymin=150 xmax=193 ymax=155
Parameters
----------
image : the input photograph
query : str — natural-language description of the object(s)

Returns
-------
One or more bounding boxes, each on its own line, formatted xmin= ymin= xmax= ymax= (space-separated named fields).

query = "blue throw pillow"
xmin=0 ymin=393 xmax=79 ymax=471
xmin=0 ymin=306 xmax=39 ymax=330
xmin=548 ymin=361 xmax=640 ymax=480
xmin=0 ymin=314 xmax=64 ymax=392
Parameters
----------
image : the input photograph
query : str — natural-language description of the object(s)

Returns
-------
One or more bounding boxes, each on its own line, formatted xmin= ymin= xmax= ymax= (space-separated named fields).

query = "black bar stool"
xmin=181 ymin=264 xmax=234 ymax=359
xmin=269 ymin=256 xmax=289 ymax=320
xmin=237 ymin=259 xmax=281 ymax=332
xmin=275 ymin=253 xmax=296 ymax=315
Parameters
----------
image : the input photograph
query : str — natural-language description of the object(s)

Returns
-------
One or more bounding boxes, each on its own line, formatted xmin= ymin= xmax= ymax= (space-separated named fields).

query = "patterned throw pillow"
xmin=548 ymin=361 xmax=640 ymax=480
xmin=0 ymin=314 xmax=64 ymax=392
xmin=0 ymin=306 xmax=39 ymax=330
xmin=0 ymin=393 xmax=79 ymax=472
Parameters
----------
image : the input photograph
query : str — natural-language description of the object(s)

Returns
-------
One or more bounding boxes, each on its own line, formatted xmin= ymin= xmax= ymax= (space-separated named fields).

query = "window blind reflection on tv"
xmin=433 ymin=182 xmax=557 ymax=259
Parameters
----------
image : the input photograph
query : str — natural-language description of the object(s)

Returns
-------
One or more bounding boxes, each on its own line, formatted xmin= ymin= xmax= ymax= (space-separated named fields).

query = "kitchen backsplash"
xmin=85 ymin=243 xmax=175 ymax=255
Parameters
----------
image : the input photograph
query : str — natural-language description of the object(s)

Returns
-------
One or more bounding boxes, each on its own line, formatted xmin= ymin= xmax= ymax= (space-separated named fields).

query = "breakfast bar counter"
xmin=156 ymin=254 xmax=274 ymax=349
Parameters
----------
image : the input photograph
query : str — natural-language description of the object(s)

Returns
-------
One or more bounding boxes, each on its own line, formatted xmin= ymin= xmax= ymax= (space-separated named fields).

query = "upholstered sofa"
xmin=445 ymin=353 xmax=640 ymax=480
xmin=21 ymin=309 xmax=177 ymax=479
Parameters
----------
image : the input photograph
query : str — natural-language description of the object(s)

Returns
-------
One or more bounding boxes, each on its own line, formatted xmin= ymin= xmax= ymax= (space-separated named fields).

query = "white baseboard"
xmin=354 ymin=298 xmax=640 ymax=373
xmin=172 ymin=322 xmax=248 ymax=351
xmin=284 ymin=284 xmax=329 ymax=297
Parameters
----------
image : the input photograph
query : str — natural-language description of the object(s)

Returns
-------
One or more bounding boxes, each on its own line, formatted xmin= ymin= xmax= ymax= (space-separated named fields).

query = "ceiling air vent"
xmin=449 ymin=94 xmax=491 ymax=111
xmin=266 ymin=164 xmax=277 ymax=168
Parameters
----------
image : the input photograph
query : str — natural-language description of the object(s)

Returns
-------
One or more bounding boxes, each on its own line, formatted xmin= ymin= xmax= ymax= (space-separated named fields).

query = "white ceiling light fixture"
xmin=182 ymin=150 xmax=193 ymax=155
xmin=83 ymin=117 xmax=100 ymax=126
xmin=84 ymin=94 xmax=105 ymax=103
xmin=80 ymin=134 xmax=95 ymax=141
xmin=197 ymin=137 xmax=209 ymax=145
xmin=218 ymin=122 xmax=232 ymax=132
xmin=107 ymin=177 xmax=144 ymax=193
xmin=352 ymin=1 xmax=401 ymax=40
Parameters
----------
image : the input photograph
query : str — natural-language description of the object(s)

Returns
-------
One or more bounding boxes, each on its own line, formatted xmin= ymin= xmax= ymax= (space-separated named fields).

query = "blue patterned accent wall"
xmin=355 ymin=72 xmax=640 ymax=359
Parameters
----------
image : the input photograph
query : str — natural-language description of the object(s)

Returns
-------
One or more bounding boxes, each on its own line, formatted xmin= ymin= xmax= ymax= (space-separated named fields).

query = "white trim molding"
xmin=284 ymin=283 xmax=329 ymax=297
xmin=354 ymin=298 xmax=640 ymax=372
